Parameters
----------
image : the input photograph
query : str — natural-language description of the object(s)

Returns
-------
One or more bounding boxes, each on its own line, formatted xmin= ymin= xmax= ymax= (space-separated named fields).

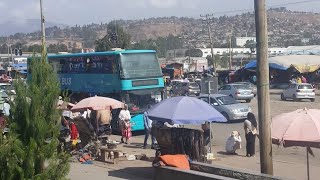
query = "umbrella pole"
xmin=209 ymin=122 xmax=212 ymax=153
xmin=307 ymin=147 xmax=310 ymax=180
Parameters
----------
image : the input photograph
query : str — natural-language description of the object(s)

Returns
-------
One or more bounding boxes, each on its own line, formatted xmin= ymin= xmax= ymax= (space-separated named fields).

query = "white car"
xmin=281 ymin=83 xmax=315 ymax=102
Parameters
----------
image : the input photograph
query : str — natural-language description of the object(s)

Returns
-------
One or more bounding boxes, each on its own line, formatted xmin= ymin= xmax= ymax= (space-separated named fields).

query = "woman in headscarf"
xmin=244 ymin=112 xmax=258 ymax=157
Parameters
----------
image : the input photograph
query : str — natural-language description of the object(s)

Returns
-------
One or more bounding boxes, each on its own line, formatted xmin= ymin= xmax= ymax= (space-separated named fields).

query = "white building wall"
xmin=235 ymin=37 xmax=256 ymax=47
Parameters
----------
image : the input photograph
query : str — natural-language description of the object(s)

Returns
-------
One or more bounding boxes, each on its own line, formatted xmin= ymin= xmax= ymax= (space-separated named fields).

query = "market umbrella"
xmin=71 ymin=96 xmax=124 ymax=112
xmin=271 ymin=108 xmax=320 ymax=180
xmin=147 ymin=96 xmax=226 ymax=124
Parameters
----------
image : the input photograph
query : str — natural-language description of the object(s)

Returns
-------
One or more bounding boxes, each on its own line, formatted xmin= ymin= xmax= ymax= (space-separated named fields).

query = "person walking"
xmin=244 ymin=112 xmax=258 ymax=157
xmin=118 ymin=104 xmax=131 ymax=143
xmin=143 ymin=110 xmax=156 ymax=149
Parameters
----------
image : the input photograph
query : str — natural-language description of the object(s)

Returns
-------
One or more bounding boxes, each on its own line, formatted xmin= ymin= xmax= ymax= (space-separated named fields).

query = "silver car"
xmin=281 ymin=83 xmax=315 ymax=102
xmin=198 ymin=94 xmax=252 ymax=121
xmin=218 ymin=84 xmax=254 ymax=103
xmin=234 ymin=82 xmax=257 ymax=97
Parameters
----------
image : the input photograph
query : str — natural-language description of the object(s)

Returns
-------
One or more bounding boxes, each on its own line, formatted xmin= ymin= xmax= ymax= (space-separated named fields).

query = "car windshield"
xmin=298 ymin=84 xmax=313 ymax=89
xmin=216 ymin=96 xmax=238 ymax=105
xmin=189 ymin=82 xmax=199 ymax=88
xmin=233 ymin=84 xmax=248 ymax=90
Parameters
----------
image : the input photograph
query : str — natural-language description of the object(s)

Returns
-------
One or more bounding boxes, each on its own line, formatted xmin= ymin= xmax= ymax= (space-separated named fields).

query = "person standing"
xmin=244 ymin=112 xmax=258 ymax=157
xmin=143 ymin=111 xmax=156 ymax=149
xmin=297 ymin=76 xmax=302 ymax=84
xmin=118 ymin=104 xmax=131 ymax=143
xmin=122 ymin=118 xmax=132 ymax=144
xmin=301 ymin=75 xmax=307 ymax=83
xmin=95 ymin=107 xmax=112 ymax=137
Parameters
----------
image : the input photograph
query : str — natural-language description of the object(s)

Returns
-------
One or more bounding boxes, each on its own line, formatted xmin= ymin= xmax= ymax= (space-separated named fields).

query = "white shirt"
xmin=119 ymin=110 xmax=131 ymax=121
xmin=225 ymin=135 xmax=242 ymax=153
xmin=3 ymin=103 xmax=10 ymax=116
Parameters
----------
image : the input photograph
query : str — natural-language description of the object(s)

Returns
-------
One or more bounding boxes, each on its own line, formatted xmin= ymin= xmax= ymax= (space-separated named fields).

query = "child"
xmin=122 ymin=119 xmax=132 ymax=144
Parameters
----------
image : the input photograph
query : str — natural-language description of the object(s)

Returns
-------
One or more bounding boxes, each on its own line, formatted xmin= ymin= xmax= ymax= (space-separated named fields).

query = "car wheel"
xmin=311 ymin=98 xmax=315 ymax=102
xmin=246 ymin=99 xmax=251 ymax=103
xmin=221 ymin=112 xmax=230 ymax=122
xmin=281 ymin=93 xmax=286 ymax=101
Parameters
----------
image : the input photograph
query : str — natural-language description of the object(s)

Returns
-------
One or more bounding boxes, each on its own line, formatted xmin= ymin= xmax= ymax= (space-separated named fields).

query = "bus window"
xmin=120 ymin=53 xmax=162 ymax=79
xmin=50 ymin=55 xmax=117 ymax=74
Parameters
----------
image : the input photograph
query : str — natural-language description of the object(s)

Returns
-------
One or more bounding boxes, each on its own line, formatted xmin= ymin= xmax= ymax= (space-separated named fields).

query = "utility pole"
xmin=228 ymin=34 xmax=232 ymax=70
xmin=201 ymin=14 xmax=215 ymax=74
xmin=254 ymin=0 xmax=273 ymax=175
xmin=40 ymin=0 xmax=46 ymax=55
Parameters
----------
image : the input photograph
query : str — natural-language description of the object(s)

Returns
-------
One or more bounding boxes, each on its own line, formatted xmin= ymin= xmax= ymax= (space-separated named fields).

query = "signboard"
xmin=201 ymin=77 xmax=218 ymax=94
xmin=132 ymin=79 xmax=159 ymax=87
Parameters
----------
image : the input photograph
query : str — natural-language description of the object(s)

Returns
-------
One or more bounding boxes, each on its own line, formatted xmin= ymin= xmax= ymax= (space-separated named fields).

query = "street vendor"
xmin=94 ymin=107 xmax=112 ymax=137
xmin=118 ymin=104 xmax=131 ymax=143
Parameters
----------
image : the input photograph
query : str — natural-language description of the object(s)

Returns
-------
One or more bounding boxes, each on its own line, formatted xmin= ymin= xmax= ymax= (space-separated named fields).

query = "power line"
xmin=208 ymin=0 xmax=320 ymax=16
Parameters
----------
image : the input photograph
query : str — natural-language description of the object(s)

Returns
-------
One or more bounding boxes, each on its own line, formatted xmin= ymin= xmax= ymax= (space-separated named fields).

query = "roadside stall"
xmin=147 ymin=96 xmax=227 ymax=163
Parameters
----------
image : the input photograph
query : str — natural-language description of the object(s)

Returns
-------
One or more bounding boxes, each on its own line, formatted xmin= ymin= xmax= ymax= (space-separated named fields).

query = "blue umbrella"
xmin=147 ymin=96 xmax=226 ymax=125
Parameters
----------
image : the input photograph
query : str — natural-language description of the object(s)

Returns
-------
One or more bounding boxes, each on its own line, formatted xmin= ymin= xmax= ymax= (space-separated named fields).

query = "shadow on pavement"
xmin=214 ymin=119 xmax=245 ymax=125
xmin=108 ymin=167 xmax=154 ymax=180
xmin=217 ymin=151 xmax=247 ymax=157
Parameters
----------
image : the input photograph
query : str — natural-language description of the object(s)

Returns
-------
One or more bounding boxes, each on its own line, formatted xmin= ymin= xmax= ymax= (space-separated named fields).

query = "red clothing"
xmin=70 ymin=122 xmax=79 ymax=140
xmin=302 ymin=77 xmax=307 ymax=83
xmin=0 ymin=117 xmax=6 ymax=128
xmin=122 ymin=121 xmax=132 ymax=138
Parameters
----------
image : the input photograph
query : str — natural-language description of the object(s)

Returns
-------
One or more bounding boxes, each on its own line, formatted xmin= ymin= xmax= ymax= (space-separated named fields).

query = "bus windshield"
xmin=125 ymin=89 xmax=162 ymax=114
xmin=120 ymin=53 xmax=162 ymax=79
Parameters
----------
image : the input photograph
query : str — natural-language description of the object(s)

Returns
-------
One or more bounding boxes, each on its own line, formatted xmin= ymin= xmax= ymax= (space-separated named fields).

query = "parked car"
xmin=234 ymin=82 xmax=257 ymax=97
xmin=218 ymin=84 xmax=254 ymax=103
xmin=170 ymin=81 xmax=200 ymax=96
xmin=198 ymin=94 xmax=252 ymax=121
xmin=281 ymin=83 xmax=315 ymax=102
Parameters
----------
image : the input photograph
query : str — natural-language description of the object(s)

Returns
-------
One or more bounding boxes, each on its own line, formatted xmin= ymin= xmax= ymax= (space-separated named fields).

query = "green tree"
xmin=0 ymin=47 xmax=70 ymax=179
xmin=244 ymin=40 xmax=256 ymax=59
xmin=185 ymin=49 xmax=203 ymax=57
xmin=95 ymin=21 xmax=131 ymax=51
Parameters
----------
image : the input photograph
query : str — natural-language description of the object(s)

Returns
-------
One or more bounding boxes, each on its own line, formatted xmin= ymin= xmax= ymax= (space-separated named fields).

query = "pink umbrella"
xmin=71 ymin=96 xmax=124 ymax=112
xmin=272 ymin=108 xmax=320 ymax=180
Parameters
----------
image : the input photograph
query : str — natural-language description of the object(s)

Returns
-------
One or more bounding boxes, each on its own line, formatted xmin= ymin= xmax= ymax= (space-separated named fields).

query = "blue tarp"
xmin=147 ymin=96 xmax=227 ymax=124
xmin=19 ymin=70 xmax=27 ymax=74
xmin=244 ymin=60 xmax=287 ymax=70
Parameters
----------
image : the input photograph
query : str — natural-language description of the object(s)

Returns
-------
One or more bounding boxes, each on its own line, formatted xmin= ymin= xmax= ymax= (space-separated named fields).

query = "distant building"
xmin=235 ymin=37 xmax=256 ymax=47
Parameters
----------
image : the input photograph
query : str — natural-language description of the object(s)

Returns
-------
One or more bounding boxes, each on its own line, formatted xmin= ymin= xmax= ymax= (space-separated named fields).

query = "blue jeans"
xmin=143 ymin=129 xmax=155 ymax=147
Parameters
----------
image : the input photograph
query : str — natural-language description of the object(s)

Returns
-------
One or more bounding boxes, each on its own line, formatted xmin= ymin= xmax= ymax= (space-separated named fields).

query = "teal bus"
xmin=44 ymin=50 xmax=164 ymax=131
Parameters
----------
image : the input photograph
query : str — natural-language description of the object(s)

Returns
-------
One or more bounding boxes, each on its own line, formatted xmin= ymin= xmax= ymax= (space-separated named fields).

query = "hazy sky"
xmin=0 ymin=0 xmax=319 ymax=25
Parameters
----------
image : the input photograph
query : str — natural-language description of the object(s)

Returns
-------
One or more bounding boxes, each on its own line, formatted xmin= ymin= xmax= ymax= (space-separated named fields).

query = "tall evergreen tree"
xmin=0 ymin=46 xmax=69 ymax=179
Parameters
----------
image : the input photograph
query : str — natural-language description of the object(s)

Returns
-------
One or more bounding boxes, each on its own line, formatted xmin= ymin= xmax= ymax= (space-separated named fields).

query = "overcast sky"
xmin=0 ymin=0 xmax=319 ymax=25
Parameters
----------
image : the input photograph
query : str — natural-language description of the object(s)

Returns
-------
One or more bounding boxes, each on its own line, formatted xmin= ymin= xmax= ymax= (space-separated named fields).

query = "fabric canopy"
xmin=244 ymin=55 xmax=320 ymax=73
xmin=291 ymin=64 xmax=320 ymax=73
xmin=147 ymin=96 xmax=226 ymax=124
xmin=244 ymin=60 xmax=287 ymax=70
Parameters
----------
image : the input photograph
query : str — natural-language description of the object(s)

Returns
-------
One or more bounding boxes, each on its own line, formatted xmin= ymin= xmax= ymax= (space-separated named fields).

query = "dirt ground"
xmin=68 ymin=93 xmax=320 ymax=180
